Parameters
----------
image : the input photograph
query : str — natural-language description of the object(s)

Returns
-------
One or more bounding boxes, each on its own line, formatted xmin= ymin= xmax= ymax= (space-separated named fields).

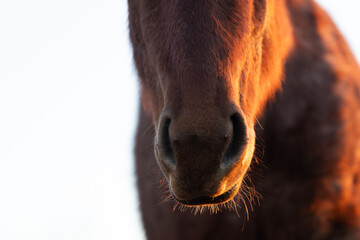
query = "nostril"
xmin=160 ymin=118 xmax=176 ymax=166
xmin=223 ymin=112 xmax=248 ymax=166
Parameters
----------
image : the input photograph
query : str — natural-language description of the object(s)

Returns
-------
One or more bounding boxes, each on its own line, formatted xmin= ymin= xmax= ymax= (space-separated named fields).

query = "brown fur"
xmin=128 ymin=0 xmax=360 ymax=239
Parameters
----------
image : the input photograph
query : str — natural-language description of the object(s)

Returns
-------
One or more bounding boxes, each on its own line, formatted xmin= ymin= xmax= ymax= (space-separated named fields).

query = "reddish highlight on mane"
xmin=128 ymin=0 xmax=360 ymax=239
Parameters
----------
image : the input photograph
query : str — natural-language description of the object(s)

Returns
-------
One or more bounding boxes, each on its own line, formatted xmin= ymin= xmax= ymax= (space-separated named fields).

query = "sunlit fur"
xmin=130 ymin=0 xmax=360 ymax=239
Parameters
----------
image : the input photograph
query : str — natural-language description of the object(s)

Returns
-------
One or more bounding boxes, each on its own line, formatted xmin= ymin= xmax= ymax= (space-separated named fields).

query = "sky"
xmin=0 ymin=1 xmax=359 ymax=240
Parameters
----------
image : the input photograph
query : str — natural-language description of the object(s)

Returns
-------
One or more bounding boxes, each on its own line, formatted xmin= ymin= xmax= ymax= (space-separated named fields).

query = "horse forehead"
xmin=140 ymin=0 xmax=253 ymax=80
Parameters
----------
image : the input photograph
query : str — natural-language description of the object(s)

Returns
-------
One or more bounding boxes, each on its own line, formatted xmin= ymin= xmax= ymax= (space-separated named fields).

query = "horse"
xmin=128 ymin=0 xmax=360 ymax=239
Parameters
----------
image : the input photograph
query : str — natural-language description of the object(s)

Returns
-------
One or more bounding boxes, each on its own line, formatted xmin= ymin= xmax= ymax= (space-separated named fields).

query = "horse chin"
xmin=171 ymin=183 xmax=240 ymax=207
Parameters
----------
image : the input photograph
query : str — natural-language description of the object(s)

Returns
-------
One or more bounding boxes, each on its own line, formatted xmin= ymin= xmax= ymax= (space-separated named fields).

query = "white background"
xmin=0 ymin=1 xmax=359 ymax=239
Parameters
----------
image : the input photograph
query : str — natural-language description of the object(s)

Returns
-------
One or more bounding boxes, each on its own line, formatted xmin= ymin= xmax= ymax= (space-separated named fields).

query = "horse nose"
xmin=222 ymin=112 xmax=248 ymax=167
xmin=156 ymin=107 xmax=248 ymax=177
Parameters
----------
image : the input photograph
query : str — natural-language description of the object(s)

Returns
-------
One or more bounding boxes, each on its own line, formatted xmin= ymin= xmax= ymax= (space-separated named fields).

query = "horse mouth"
xmin=171 ymin=185 xmax=239 ymax=206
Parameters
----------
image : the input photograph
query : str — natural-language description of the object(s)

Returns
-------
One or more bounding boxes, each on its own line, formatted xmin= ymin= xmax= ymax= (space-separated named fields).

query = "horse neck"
xmin=261 ymin=0 xmax=360 ymax=178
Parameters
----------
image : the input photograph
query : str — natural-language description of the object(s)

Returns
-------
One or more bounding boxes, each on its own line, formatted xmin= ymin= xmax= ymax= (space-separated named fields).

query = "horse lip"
xmin=171 ymin=184 xmax=239 ymax=206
